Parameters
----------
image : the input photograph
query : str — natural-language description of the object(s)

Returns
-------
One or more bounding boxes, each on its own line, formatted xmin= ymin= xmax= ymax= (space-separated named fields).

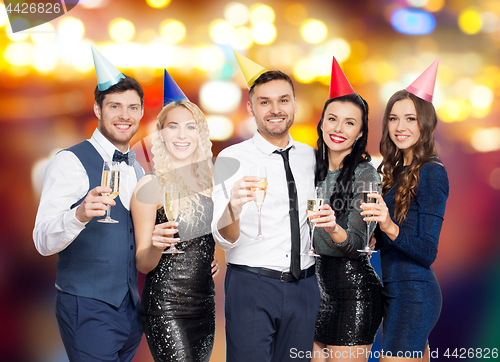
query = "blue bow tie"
xmin=112 ymin=150 xmax=136 ymax=166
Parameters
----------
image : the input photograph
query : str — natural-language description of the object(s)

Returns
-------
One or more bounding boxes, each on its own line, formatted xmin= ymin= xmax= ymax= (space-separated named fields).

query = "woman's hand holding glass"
xmin=361 ymin=193 xmax=400 ymax=241
xmin=312 ymin=204 xmax=338 ymax=236
xmin=151 ymin=221 xmax=180 ymax=252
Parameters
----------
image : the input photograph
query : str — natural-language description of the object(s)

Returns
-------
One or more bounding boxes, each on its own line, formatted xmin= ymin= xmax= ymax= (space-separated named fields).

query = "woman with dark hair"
xmin=363 ymin=60 xmax=449 ymax=361
xmin=311 ymin=57 xmax=383 ymax=362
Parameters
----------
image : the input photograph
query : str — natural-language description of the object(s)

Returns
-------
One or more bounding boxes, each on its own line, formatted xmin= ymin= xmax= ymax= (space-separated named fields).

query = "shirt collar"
xmin=91 ymin=128 xmax=130 ymax=161
xmin=251 ymin=130 xmax=296 ymax=156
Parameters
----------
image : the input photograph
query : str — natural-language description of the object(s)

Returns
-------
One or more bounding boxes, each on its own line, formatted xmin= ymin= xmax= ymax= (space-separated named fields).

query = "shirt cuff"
xmin=212 ymin=227 xmax=240 ymax=251
xmin=64 ymin=207 xmax=88 ymax=238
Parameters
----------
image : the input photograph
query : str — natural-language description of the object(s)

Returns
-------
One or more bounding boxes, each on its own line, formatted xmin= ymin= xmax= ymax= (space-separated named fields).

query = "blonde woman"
xmin=131 ymin=100 xmax=216 ymax=362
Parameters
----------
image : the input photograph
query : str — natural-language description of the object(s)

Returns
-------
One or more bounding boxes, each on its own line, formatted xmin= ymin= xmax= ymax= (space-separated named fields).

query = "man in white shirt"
xmin=33 ymin=52 xmax=145 ymax=361
xmin=212 ymin=61 xmax=320 ymax=361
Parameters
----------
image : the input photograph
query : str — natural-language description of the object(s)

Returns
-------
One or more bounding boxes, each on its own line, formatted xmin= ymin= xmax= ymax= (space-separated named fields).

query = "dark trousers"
xmin=224 ymin=265 xmax=320 ymax=362
xmin=55 ymin=291 xmax=143 ymax=362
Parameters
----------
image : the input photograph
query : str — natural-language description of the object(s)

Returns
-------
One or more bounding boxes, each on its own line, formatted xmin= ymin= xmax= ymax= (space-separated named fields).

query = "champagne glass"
xmin=98 ymin=161 xmax=120 ymax=223
xmin=303 ymin=186 xmax=324 ymax=257
xmin=357 ymin=181 xmax=379 ymax=254
xmin=249 ymin=166 xmax=267 ymax=240
xmin=162 ymin=184 xmax=184 ymax=254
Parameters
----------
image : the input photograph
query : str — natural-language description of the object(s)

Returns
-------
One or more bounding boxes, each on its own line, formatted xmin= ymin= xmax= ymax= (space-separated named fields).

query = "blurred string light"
xmin=146 ymin=0 xmax=171 ymax=8
xmin=4 ymin=42 xmax=33 ymax=66
xmin=225 ymin=2 xmax=249 ymax=26
xmin=144 ymin=42 xmax=176 ymax=68
xmin=480 ymin=12 xmax=500 ymax=33
xmin=195 ymin=45 xmax=225 ymax=72
xmin=301 ymin=19 xmax=327 ymax=44
xmin=391 ymin=9 xmax=436 ymax=35
xmin=210 ymin=20 xmax=236 ymax=44
xmin=232 ymin=27 xmax=253 ymax=50
xmin=103 ymin=43 xmax=143 ymax=68
xmin=294 ymin=59 xmax=316 ymax=84
xmin=160 ymin=20 xmax=186 ymax=44
xmin=80 ymin=0 xmax=109 ymax=8
xmin=251 ymin=22 xmax=276 ymax=45
xmin=438 ymin=99 xmax=470 ymax=122
xmin=33 ymin=44 xmax=58 ymax=72
xmin=199 ymin=81 xmax=241 ymax=113
xmin=71 ymin=40 xmax=95 ymax=72
xmin=58 ymin=17 xmax=85 ymax=43
xmin=109 ymin=19 xmax=135 ymax=43
xmin=248 ymin=4 xmax=276 ymax=45
xmin=423 ymin=0 xmax=444 ymax=12
xmin=30 ymin=23 xmax=56 ymax=44
xmin=407 ymin=0 xmax=429 ymax=7
xmin=249 ymin=4 xmax=275 ymax=24
xmin=458 ymin=8 xmax=482 ymax=35
xmin=470 ymin=128 xmax=500 ymax=152
xmin=469 ymin=85 xmax=494 ymax=110
xmin=207 ymin=115 xmax=234 ymax=141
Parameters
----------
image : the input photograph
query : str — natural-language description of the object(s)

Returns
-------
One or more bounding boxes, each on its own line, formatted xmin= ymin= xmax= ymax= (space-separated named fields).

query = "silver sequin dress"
xmin=140 ymin=194 xmax=216 ymax=362
xmin=314 ymin=162 xmax=383 ymax=346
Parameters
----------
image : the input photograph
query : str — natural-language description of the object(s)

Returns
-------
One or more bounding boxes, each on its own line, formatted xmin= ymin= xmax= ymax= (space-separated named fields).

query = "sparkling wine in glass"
xmin=162 ymin=184 xmax=184 ymax=254
xmin=249 ymin=166 xmax=267 ymax=240
xmin=357 ymin=181 xmax=379 ymax=254
xmin=303 ymin=186 xmax=324 ymax=257
xmin=98 ymin=161 xmax=120 ymax=223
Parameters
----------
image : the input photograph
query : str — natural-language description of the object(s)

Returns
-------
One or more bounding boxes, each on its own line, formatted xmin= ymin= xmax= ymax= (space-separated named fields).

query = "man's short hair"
xmin=248 ymin=70 xmax=295 ymax=101
xmin=94 ymin=75 xmax=144 ymax=109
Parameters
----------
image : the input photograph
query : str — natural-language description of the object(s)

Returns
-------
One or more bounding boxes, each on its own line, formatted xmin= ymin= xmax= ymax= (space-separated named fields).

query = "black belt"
xmin=228 ymin=263 xmax=316 ymax=283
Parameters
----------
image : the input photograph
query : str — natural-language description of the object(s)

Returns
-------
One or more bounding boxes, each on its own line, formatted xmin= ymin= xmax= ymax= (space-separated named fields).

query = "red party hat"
xmin=406 ymin=58 xmax=439 ymax=102
xmin=329 ymin=56 xmax=355 ymax=99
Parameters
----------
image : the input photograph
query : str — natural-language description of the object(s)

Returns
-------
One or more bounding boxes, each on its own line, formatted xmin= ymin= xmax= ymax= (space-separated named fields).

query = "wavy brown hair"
xmin=152 ymin=101 xmax=213 ymax=222
xmin=378 ymin=90 xmax=442 ymax=224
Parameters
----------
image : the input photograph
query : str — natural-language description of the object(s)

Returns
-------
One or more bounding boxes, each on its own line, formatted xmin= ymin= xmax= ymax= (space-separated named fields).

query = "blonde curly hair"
xmin=151 ymin=100 xmax=213 ymax=221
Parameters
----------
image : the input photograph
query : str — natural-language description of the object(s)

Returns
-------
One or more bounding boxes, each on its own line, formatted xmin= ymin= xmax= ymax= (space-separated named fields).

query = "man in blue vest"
xmin=33 ymin=47 xmax=145 ymax=362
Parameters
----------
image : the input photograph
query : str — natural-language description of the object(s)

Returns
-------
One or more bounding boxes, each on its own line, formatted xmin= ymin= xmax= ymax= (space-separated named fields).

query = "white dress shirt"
xmin=212 ymin=131 xmax=316 ymax=272
xmin=33 ymin=129 xmax=140 ymax=256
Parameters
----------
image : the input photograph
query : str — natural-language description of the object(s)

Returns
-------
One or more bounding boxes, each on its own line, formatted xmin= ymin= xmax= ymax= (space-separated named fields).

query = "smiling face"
xmin=159 ymin=106 xmax=199 ymax=168
xmin=247 ymin=79 xmax=297 ymax=147
xmin=94 ymin=90 xmax=143 ymax=152
xmin=388 ymin=98 xmax=421 ymax=163
xmin=321 ymin=101 xmax=363 ymax=161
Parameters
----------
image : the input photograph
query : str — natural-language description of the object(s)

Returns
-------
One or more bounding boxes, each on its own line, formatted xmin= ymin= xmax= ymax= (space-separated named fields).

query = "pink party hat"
xmin=329 ymin=56 xmax=355 ymax=99
xmin=406 ymin=58 xmax=439 ymax=102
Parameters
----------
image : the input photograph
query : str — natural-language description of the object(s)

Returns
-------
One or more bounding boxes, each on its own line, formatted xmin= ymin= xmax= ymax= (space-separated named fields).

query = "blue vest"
xmin=55 ymin=140 xmax=143 ymax=307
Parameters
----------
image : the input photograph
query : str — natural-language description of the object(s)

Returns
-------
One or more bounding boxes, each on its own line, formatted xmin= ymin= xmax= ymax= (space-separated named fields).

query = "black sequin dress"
xmin=313 ymin=163 xmax=383 ymax=346
xmin=140 ymin=194 xmax=216 ymax=362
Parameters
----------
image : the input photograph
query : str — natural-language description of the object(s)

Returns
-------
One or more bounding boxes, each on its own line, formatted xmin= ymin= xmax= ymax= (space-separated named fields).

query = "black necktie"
xmin=274 ymin=148 xmax=301 ymax=279
xmin=112 ymin=149 xmax=136 ymax=166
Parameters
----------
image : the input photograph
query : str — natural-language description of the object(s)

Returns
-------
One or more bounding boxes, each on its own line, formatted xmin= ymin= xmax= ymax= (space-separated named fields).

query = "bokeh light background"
xmin=1 ymin=0 xmax=500 ymax=361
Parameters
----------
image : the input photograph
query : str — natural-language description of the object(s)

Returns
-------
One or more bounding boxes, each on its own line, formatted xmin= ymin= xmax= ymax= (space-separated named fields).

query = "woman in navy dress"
xmin=363 ymin=61 xmax=449 ymax=361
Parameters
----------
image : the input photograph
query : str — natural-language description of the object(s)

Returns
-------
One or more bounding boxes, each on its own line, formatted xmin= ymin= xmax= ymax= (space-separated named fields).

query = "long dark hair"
xmin=378 ymin=90 xmax=441 ymax=224
xmin=315 ymin=93 xmax=371 ymax=218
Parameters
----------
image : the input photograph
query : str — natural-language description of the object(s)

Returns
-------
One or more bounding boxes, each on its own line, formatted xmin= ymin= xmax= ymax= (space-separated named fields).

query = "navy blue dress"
xmin=377 ymin=161 xmax=449 ymax=356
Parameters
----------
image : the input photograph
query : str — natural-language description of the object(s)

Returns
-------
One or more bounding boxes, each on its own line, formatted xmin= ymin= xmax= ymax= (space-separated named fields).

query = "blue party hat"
xmin=91 ymin=45 xmax=125 ymax=91
xmin=163 ymin=69 xmax=188 ymax=106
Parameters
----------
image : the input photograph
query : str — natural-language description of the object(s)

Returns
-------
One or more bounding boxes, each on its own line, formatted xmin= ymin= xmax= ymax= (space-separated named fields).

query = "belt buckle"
xmin=280 ymin=271 xmax=293 ymax=283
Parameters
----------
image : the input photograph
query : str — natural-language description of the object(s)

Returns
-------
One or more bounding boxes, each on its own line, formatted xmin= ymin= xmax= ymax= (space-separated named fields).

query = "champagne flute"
xmin=98 ymin=161 xmax=120 ymax=223
xmin=303 ymin=186 xmax=324 ymax=257
xmin=357 ymin=181 xmax=379 ymax=254
xmin=249 ymin=166 xmax=267 ymax=240
xmin=162 ymin=184 xmax=184 ymax=254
